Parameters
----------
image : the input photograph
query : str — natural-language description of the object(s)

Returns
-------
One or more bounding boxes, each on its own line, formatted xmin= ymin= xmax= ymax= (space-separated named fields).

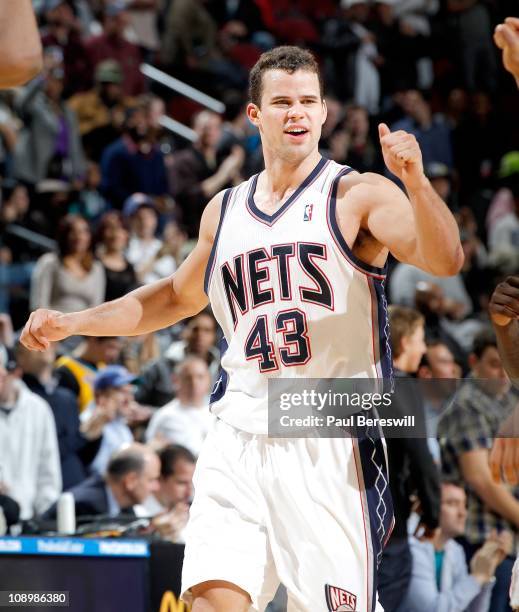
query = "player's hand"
xmin=378 ymin=123 xmax=424 ymax=189
xmin=20 ymin=309 xmax=73 ymax=351
xmin=489 ymin=276 xmax=519 ymax=327
xmin=494 ymin=17 xmax=519 ymax=86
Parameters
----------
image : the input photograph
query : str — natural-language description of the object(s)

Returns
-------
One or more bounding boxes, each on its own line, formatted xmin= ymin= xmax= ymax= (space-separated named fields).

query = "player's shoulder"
xmin=335 ymin=170 xmax=401 ymax=216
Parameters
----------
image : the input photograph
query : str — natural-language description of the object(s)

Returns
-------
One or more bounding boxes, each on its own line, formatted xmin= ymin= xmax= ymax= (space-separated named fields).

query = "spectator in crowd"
xmin=344 ymin=104 xmax=383 ymax=173
xmin=146 ymin=357 xmax=213 ymax=457
xmin=378 ymin=305 xmax=440 ymax=612
xmin=399 ymin=480 xmax=511 ymax=612
xmin=488 ymin=178 xmax=519 ymax=262
xmin=55 ymin=336 xmax=122 ymax=413
xmin=0 ymin=345 xmax=61 ymax=520
xmin=168 ymin=110 xmax=245 ymax=237
xmin=161 ymin=0 xmax=217 ymax=74
xmin=446 ymin=0 xmax=497 ymax=93
xmin=95 ymin=211 xmax=138 ymax=302
xmin=371 ymin=0 xmax=430 ymax=96
xmin=43 ymin=443 xmax=160 ymax=519
xmin=30 ymin=214 xmax=105 ymax=314
xmin=40 ymin=0 xmax=90 ymax=96
xmin=413 ymin=282 xmax=469 ymax=368
xmin=12 ymin=57 xmax=86 ymax=186
xmin=391 ymin=90 xmax=453 ymax=171
xmin=15 ymin=341 xmax=94 ymax=491
xmin=71 ymin=161 xmax=109 ymax=223
xmin=438 ymin=329 xmax=519 ymax=611
xmin=136 ymin=311 xmax=218 ymax=408
xmin=100 ymin=101 xmax=168 ymax=209
xmin=68 ymin=60 xmax=135 ymax=162
xmin=141 ymin=444 xmax=195 ymax=543
xmin=80 ymin=365 xmax=139 ymax=476
xmin=0 ymin=0 xmax=42 ymax=89
xmin=84 ymin=1 xmax=145 ymax=97
xmin=123 ymin=193 xmax=164 ymax=285
xmin=417 ymin=340 xmax=458 ymax=464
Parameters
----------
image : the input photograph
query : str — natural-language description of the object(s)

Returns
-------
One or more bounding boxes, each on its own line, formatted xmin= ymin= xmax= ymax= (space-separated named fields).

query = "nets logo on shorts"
xmin=325 ymin=584 xmax=357 ymax=611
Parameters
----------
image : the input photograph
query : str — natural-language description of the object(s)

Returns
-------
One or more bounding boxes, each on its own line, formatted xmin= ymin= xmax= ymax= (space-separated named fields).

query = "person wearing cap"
xmin=68 ymin=60 xmax=136 ymax=160
xmin=0 ymin=344 xmax=61 ymax=520
xmin=84 ymin=1 xmax=145 ymax=97
xmin=80 ymin=365 xmax=141 ymax=476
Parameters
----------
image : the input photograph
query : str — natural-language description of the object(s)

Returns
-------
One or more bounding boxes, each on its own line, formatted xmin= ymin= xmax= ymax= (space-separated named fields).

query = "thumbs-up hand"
xmin=378 ymin=123 xmax=424 ymax=189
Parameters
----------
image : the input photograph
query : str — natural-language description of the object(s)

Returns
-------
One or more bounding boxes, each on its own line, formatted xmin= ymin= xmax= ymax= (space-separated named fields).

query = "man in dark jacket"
xmin=43 ymin=443 xmax=160 ymax=520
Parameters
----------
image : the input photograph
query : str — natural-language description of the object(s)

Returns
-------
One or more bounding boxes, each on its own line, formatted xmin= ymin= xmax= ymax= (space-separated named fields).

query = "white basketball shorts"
xmin=181 ymin=418 xmax=393 ymax=611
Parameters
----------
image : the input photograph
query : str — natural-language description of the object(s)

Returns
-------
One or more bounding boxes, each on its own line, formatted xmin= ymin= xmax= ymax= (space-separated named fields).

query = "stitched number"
xmin=245 ymin=310 xmax=310 ymax=372
xmin=245 ymin=315 xmax=278 ymax=372
xmin=276 ymin=309 xmax=310 ymax=366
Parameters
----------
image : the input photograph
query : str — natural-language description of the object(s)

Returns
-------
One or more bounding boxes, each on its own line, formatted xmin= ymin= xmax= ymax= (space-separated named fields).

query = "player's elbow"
xmin=430 ymin=245 xmax=465 ymax=277
xmin=0 ymin=51 xmax=43 ymax=88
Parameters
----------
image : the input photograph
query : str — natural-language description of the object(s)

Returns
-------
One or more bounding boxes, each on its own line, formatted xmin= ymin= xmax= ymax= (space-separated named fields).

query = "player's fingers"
xmin=390 ymin=147 xmax=420 ymax=164
xmin=28 ymin=311 xmax=51 ymax=351
xmin=504 ymin=16 xmax=519 ymax=31
xmin=378 ymin=123 xmax=390 ymax=141
xmin=496 ymin=23 xmax=519 ymax=49
xmin=21 ymin=312 xmax=47 ymax=351
xmin=494 ymin=27 xmax=506 ymax=49
xmin=490 ymin=438 xmax=504 ymax=483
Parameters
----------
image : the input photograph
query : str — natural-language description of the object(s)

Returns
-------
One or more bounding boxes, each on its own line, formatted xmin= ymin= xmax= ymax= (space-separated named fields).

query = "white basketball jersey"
xmin=205 ymin=157 xmax=393 ymax=433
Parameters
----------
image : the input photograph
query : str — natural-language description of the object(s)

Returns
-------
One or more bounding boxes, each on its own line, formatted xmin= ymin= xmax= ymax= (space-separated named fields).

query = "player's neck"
xmin=261 ymin=149 xmax=322 ymax=203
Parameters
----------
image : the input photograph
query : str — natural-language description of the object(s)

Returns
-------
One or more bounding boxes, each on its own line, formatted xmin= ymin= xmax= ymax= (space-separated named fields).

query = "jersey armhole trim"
xmin=326 ymin=168 xmax=387 ymax=279
xmin=204 ymin=188 xmax=232 ymax=296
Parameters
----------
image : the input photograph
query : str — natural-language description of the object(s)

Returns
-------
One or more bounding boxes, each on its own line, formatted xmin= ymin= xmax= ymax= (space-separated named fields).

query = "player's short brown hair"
xmin=249 ymin=46 xmax=323 ymax=107
xmin=388 ymin=305 xmax=424 ymax=359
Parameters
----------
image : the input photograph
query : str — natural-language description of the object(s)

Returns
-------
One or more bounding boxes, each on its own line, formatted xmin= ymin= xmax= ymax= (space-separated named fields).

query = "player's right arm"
xmin=20 ymin=193 xmax=223 ymax=351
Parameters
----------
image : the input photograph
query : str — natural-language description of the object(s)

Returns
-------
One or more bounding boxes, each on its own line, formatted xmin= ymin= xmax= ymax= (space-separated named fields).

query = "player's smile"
xmin=284 ymin=124 xmax=309 ymax=141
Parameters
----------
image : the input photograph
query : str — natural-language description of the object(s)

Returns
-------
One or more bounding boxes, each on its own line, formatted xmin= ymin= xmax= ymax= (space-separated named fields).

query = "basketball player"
xmin=0 ymin=0 xmax=42 ymax=88
xmin=20 ymin=47 xmax=463 ymax=612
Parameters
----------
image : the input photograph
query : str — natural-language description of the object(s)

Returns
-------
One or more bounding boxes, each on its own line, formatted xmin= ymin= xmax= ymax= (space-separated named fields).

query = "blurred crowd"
xmin=0 ymin=0 xmax=518 ymax=611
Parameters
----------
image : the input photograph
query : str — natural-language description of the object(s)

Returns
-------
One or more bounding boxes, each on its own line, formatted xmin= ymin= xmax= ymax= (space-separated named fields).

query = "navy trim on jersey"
xmin=370 ymin=277 xmax=394 ymax=384
xmin=328 ymin=169 xmax=388 ymax=278
xmin=209 ymin=337 xmax=229 ymax=405
xmin=354 ymin=424 xmax=395 ymax=612
xmin=247 ymin=157 xmax=329 ymax=226
xmin=204 ymin=189 xmax=232 ymax=295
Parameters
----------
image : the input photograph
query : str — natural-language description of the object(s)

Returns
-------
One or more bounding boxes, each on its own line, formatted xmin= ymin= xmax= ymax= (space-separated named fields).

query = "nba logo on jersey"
xmin=303 ymin=203 xmax=313 ymax=221
xmin=325 ymin=584 xmax=357 ymax=611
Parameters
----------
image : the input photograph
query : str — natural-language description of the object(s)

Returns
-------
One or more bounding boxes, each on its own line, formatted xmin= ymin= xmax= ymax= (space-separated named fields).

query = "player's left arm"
xmin=341 ymin=124 xmax=464 ymax=276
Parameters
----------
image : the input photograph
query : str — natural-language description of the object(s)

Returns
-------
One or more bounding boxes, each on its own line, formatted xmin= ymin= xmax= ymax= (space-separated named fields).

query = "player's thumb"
xmin=378 ymin=123 xmax=390 ymax=141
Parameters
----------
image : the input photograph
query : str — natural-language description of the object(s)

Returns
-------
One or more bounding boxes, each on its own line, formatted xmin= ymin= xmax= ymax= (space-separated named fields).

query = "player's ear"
xmin=321 ymin=98 xmax=328 ymax=125
xmin=247 ymin=103 xmax=260 ymax=127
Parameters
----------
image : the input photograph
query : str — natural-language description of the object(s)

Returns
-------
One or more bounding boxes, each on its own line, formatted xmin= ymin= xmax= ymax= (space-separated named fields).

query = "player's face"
xmin=248 ymin=69 xmax=327 ymax=163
